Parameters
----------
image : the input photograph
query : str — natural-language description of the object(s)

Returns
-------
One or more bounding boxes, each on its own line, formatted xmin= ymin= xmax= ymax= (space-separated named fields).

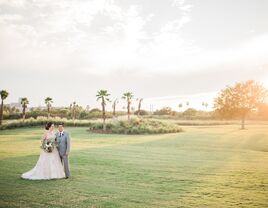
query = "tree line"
xmin=1 ymin=80 xmax=268 ymax=129
xmin=0 ymin=90 xmax=143 ymax=130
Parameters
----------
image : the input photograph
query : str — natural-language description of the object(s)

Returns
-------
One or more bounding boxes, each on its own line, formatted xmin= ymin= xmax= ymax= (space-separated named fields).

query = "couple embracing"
xmin=21 ymin=122 xmax=71 ymax=180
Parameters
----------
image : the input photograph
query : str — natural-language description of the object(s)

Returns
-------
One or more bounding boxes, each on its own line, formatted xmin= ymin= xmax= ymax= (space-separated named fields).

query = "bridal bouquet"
xmin=41 ymin=138 xmax=56 ymax=153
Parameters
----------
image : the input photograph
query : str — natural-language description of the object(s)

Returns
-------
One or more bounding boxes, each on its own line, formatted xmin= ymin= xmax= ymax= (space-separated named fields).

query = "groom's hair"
xmin=58 ymin=122 xmax=64 ymax=126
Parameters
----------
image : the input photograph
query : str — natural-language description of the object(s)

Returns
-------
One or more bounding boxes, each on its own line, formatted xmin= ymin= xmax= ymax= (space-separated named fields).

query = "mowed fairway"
xmin=0 ymin=125 xmax=268 ymax=208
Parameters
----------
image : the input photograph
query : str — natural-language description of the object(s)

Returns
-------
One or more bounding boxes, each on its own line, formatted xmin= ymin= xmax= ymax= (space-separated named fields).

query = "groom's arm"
xmin=66 ymin=133 xmax=71 ymax=155
xmin=54 ymin=133 xmax=58 ymax=145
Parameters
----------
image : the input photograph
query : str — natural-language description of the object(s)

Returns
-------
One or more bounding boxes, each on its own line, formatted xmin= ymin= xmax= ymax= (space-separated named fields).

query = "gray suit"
xmin=56 ymin=131 xmax=71 ymax=177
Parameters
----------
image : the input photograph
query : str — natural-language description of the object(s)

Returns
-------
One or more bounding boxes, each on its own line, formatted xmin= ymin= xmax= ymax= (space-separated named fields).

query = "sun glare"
xmin=263 ymin=78 xmax=268 ymax=89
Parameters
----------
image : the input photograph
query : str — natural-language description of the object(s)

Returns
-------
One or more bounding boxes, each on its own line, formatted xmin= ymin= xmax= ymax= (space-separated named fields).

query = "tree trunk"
xmin=0 ymin=100 xmax=3 ymax=125
xmin=47 ymin=107 xmax=50 ymax=119
xmin=137 ymin=99 xmax=142 ymax=117
xmin=102 ymin=99 xmax=106 ymax=131
xmin=113 ymin=105 xmax=116 ymax=117
xmin=22 ymin=107 xmax=26 ymax=122
xmin=127 ymin=102 xmax=130 ymax=121
xmin=103 ymin=118 xmax=106 ymax=131
xmin=72 ymin=107 xmax=75 ymax=125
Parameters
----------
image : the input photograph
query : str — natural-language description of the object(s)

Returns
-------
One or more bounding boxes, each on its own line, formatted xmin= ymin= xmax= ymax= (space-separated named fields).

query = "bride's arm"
xmin=41 ymin=132 xmax=47 ymax=143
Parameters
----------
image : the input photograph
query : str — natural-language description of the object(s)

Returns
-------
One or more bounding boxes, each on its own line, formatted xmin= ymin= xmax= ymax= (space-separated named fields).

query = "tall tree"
xmin=122 ymin=92 xmax=134 ymax=121
xmin=70 ymin=101 xmax=78 ymax=124
xmin=96 ymin=90 xmax=110 ymax=131
xmin=214 ymin=80 xmax=268 ymax=129
xmin=202 ymin=102 xmax=208 ymax=110
xmin=45 ymin=97 xmax=53 ymax=119
xmin=137 ymin=98 xmax=143 ymax=117
xmin=178 ymin=103 xmax=183 ymax=111
xmin=112 ymin=99 xmax=118 ymax=117
xmin=0 ymin=90 xmax=9 ymax=125
xmin=86 ymin=105 xmax=90 ymax=112
xmin=21 ymin=97 xmax=29 ymax=122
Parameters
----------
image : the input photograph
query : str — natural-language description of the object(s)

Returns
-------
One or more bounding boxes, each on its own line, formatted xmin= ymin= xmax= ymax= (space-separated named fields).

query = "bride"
xmin=21 ymin=122 xmax=65 ymax=180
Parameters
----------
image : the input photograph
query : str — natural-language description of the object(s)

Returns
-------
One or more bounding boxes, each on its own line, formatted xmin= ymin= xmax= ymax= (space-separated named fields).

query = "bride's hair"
xmin=45 ymin=122 xmax=53 ymax=130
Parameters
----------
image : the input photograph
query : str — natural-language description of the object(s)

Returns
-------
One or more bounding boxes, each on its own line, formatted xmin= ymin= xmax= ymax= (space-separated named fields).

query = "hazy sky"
xmin=1 ymin=0 xmax=268 ymax=111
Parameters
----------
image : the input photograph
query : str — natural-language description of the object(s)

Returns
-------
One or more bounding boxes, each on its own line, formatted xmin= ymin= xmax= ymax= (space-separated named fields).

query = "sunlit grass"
xmin=0 ymin=125 xmax=268 ymax=207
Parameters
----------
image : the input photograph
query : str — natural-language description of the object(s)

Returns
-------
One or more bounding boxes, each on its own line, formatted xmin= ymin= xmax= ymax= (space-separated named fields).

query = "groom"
xmin=56 ymin=123 xmax=71 ymax=179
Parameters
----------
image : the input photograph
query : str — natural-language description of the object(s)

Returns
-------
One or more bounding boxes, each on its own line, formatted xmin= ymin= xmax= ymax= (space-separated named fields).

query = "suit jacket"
xmin=56 ymin=131 xmax=71 ymax=156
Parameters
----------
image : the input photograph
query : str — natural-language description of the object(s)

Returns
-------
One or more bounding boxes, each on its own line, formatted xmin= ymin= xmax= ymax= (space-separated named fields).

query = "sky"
xmin=0 ymin=0 xmax=268 ymax=111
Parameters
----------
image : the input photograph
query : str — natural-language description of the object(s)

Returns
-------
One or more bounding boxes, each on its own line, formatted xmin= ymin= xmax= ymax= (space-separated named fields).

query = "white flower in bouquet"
xmin=41 ymin=138 xmax=56 ymax=153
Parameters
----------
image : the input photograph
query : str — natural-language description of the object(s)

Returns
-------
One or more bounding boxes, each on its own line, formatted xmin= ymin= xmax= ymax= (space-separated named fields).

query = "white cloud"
xmin=0 ymin=0 xmax=193 ymax=74
xmin=0 ymin=0 xmax=26 ymax=7
xmin=0 ymin=0 xmax=268 ymax=78
xmin=0 ymin=14 xmax=24 ymax=21
xmin=1 ymin=0 xmax=268 ymax=108
xmin=172 ymin=0 xmax=192 ymax=28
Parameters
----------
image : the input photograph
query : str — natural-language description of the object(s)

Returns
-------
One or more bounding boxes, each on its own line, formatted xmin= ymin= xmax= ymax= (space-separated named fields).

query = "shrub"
xmin=134 ymin=110 xmax=149 ymax=116
xmin=88 ymin=118 xmax=183 ymax=134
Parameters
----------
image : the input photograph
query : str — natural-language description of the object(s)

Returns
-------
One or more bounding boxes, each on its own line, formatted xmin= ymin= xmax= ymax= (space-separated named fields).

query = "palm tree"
xmin=178 ymin=103 xmax=183 ymax=111
xmin=70 ymin=101 xmax=76 ymax=122
xmin=96 ymin=90 xmax=110 ymax=131
xmin=137 ymin=98 xmax=143 ymax=116
xmin=0 ymin=90 xmax=9 ymax=125
xmin=21 ymin=97 xmax=29 ymax=122
xmin=45 ymin=97 xmax=53 ymax=119
xmin=202 ymin=102 xmax=208 ymax=110
xmin=112 ymin=99 xmax=118 ymax=117
xmin=122 ymin=92 xmax=134 ymax=121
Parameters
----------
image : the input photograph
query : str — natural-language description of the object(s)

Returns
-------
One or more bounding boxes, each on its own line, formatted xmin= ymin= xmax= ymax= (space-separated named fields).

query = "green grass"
xmin=0 ymin=125 xmax=268 ymax=207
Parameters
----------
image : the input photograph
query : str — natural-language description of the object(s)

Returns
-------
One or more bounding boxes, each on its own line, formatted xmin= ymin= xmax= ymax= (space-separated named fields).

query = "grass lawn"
xmin=0 ymin=125 xmax=268 ymax=207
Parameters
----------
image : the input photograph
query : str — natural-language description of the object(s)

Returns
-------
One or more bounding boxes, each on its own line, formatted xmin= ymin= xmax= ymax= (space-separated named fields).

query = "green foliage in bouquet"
xmin=41 ymin=138 xmax=56 ymax=153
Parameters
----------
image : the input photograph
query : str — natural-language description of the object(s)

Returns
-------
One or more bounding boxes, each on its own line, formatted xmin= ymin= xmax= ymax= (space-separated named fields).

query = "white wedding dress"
xmin=21 ymin=131 xmax=65 ymax=180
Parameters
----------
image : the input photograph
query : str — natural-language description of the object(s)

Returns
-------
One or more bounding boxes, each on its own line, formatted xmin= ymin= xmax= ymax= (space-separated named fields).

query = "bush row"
xmin=89 ymin=118 xmax=183 ymax=134
xmin=0 ymin=117 xmax=93 ymax=130
xmin=0 ymin=117 xmax=183 ymax=135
